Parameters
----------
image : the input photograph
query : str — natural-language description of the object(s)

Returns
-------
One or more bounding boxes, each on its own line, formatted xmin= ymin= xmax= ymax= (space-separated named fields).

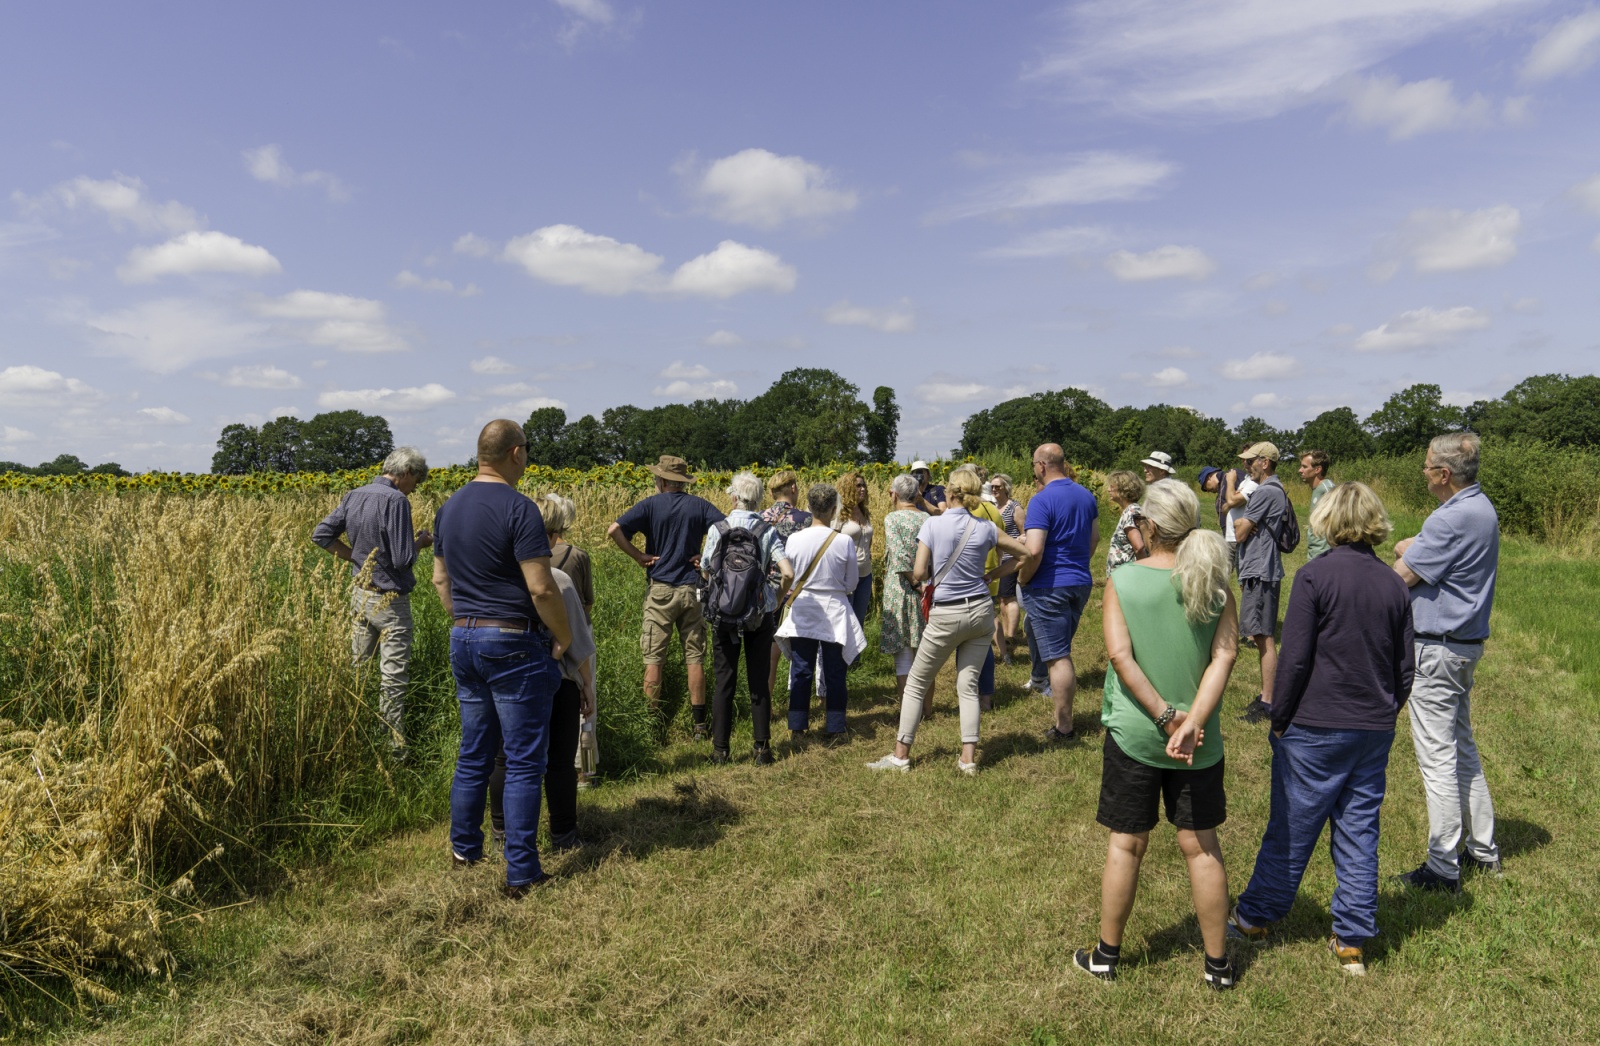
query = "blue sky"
xmin=3 ymin=0 xmax=1599 ymax=471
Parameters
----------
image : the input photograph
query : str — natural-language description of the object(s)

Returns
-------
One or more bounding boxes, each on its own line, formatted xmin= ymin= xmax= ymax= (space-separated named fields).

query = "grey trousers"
xmin=1408 ymin=639 xmax=1498 ymax=878
xmin=352 ymin=588 xmax=413 ymax=746
xmin=897 ymin=599 xmax=994 ymax=747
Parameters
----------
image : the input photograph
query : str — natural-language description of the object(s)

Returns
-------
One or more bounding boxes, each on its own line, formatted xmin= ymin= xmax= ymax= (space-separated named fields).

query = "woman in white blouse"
xmin=866 ymin=471 xmax=1033 ymax=775
xmin=832 ymin=470 xmax=875 ymax=626
xmin=776 ymin=483 xmax=868 ymax=745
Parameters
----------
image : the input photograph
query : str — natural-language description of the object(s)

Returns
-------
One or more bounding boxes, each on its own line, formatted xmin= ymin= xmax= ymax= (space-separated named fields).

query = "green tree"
xmin=1364 ymin=384 xmax=1464 ymax=456
xmin=523 ymin=407 xmax=570 ymax=468
xmin=561 ymin=414 xmax=606 ymax=469
xmin=88 ymin=462 xmax=129 ymax=476
xmin=865 ymin=386 xmax=900 ymax=463
xmin=35 ymin=453 xmax=89 ymax=475
xmin=1299 ymin=407 xmax=1375 ymax=464
xmin=301 ymin=411 xmax=394 ymax=471
xmin=961 ymin=387 xmax=1113 ymax=465
xmin=1473 ymin=373 xmax=1600 ymax=449
xmin=212 ymin=423 xmax=263 ymax=474
xmin=1232 ymin=416 xmax=1296 ymax=452
xmin=0 ymin=460 xmax=34 ymax=475
xmin=739 ymin=369 xmax=868 ymax=464
xmin=257 ymin=417 xmax=306 ymax=472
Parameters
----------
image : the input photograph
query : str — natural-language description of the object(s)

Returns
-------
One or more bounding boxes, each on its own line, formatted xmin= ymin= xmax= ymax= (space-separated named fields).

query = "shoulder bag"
xmin=920 ymin=514 xmax=980 ymax=623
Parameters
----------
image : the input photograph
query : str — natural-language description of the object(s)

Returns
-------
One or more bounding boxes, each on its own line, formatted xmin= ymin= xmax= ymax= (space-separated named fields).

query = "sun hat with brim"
xmin=1197 ymin=465 xmax=1222 ymax=489
xmin=648 ymin=454 xmax=694 ymax=483
xmin=1139 ymin=450 xmax=1177 ymax=474
xmin=1238 ymin=441 xmax=1280 ymax=462
xmin=910 ymin=460 xmax=931 ymax=473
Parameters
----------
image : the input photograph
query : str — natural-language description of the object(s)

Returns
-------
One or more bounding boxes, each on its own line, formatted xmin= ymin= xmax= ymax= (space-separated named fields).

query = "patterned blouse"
xmin=1106 ymin=502 xmax=1143 ymax=573
xmin=879 ymin=508 xmax=927 ymax=654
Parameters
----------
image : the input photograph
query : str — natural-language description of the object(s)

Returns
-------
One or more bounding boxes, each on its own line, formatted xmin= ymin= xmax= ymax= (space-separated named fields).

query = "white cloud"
xmin=1339 ymin=74 xmax=1491 ymax=139
xmin=983 ymin=225 xmax=1109 ymax=259
xmin=652 ymin=361 xmax=738 ymax=399
xmin=222 ymin=364 xmax=302 ymax=389
xmin=88 ymin=298 xmax=266 ymax=372
xmin=1123 ymin=366 xmax=1190 ymax=388
xmin=503 ymin=224 xmax=665 ymax=295
xmin=1388 ymin=206 xmax=1522 ymax=274
xmin=1353 ymin=305 xmax=1491 ymax=352
xmin=0 ymin=364 xmax=103 ymax=407
xmin=1106 ymin=245 xmax=1217 ymax=281
xmin=1243 ymin=272 xmax=1279 ymax=291
xmin=553 ymin=0 xmax=613 ymax=25
xmin=242 ymin=145 xmax=349 ymax=202
xmin=917 ymin=382 xmax=993 ymax=404
xmin=692 ymin=148 xmax=858 ymax=228
xmin=1524 ymin=9 xmax=1600 ymax=80
xmin=454 ymin=233 xmax=495 ymax=257
xmin=26 ymin=173 xmax=200 ymax=234
xmin=1571 ymin=174 xmax=1600 ymax=216
xmin=394 ymin=270 xmax=482 ymax=296
xmin=942 ymin=152 xmax=1176 ymax=219
xmin=704 ymin=329 xmax=743 ymax=347
xmin=660 ymin=361 xmax=713 ymax=380
xmin=822 ymin=299 xmax=916 ymax=333
xmin=667 ymin=240 xmax=797 ymax=298
xmin=118 ymin=230 xmax=282 ymax=283
xmin=1220 ymin=352 xmax=1298 ymax=381
xmin=317 ymin=383 xmax=457 ymax=412
xmin=1 ymin=425 xmax=36 ymax=444
xmin=255 ymin=290 xmax=408 ymax=353
xmin=1241 ymin=392 xmax=1291 ymax=410
xmin=1507 ymin=296 xmax=1542 ymax=315
xmin=470 ymin=355 xmax=518 ymax=375
xmin=1160 ymin=345 xmax=1201 ymax=359
xmin=1032 ymin=0 xmax=1543 ymax=119
xmin=138 ymin=406 xmax=190 ymax=425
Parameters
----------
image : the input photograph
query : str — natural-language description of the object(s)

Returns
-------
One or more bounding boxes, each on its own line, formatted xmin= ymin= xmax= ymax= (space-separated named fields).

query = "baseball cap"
xmin=1239 ymin=442 xmax=1280 ymax=462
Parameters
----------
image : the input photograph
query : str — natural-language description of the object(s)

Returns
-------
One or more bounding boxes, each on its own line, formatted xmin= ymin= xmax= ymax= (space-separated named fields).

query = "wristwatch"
xmin=1153 ymin=705 xmax=1176 ymax=732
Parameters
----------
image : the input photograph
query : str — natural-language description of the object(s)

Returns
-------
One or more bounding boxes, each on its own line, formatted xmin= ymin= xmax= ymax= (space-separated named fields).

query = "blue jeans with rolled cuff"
xmin=1237 ymin=725 xmax=1394 ymax=945
xmin=449 ymin=624 xmax=562 ymax=887
xmin=848 ymin=574 xmax=873 ymax=627
xmin=787 ymin=636 xmax=847 ymax=733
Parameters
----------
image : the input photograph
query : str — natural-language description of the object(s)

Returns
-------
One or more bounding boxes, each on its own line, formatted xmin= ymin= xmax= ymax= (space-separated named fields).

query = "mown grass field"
xmin=12 ymin=490 xmax=1600 ymax=1044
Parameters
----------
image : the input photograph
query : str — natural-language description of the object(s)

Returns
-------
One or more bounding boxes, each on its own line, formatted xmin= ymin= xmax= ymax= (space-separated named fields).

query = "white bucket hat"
xmin=1140 ymin=451 xmax=1177 ymax=474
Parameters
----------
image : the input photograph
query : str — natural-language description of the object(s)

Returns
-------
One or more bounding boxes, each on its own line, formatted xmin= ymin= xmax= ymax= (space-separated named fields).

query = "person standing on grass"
xmin=1300 ymin=449 xmax=1335 ymax=561
xmin=537 ymin=493 xmax=600 ymax=787
xmin=1103 ymin=470 xmax=1148 ymax=574
xmin=1018 ymin=443 xmax=1099 ymax=742
xmin=1228 ymin=482 xmax=1414 ymax=978
xmin=775 ymin=483 xmax=866 ymax=746
xmin=866 ymin=470 xmax=1032 ymax=775
xmin=951 ymin=464 xmax=1004 ymax=711
xmin=1019 ymin=472 xmax=1052 ymax=698
xmin=761 ymin=470 xmax=813 ymax=699
xmin=432 ymin=419 xmax=572 ymax=898
xmin=700 ymin=471 xmax=793 ymax=767
xmin=880 ymin=474 xmax=929 ymax=706
xmin=990 ymin=474 xmax=1022 ymax=666
xmin=831 ymin=471 xmax=875 ymax=627
xmin=910 ymin=460 xmax=947 ymax=516
xmin=1073 ymin=479 xmax=1239 ymax=990
xmin=1393 ymin=432 xmax=1502 ymax=893
xmin=312 ymin=446 xmax=433 ymax=757
xmin=1233 ymin=442 xmax=1290 ymax=725
xmin=607 ymin=455 xmax=726 ymax=740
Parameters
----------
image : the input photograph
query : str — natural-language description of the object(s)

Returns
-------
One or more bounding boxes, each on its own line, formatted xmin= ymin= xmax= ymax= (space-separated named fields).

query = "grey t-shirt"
xmin=1238 ymin=475 xmax=1289 ymax=583
xmin=551 ymin=569 xmax=596 ymax=682
xmin=918 ymin=507 xmax=998 ymax=601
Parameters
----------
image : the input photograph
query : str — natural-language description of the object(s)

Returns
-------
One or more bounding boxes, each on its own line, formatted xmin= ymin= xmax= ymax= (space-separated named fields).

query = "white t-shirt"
xmin=1225 ymin=477 xmax=1258 ymax=546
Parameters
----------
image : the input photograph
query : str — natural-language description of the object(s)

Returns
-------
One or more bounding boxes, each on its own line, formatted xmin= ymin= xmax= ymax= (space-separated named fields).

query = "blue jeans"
xmin=849 ymin=574 xmax=873 ymax=626
xmin=1019 ymin=584 xmax=1092 ymax=662
xmin=980 ymin=647 xmax=995 ymax=697
xmin=788 ymin=636 xmax=847 ymax=733
xmin=1024 ymin=616 xmax=1047 ymax=685
xmin=449 ymin=625 xmax=562 ymax=887
xmin=1237 ymin=725 xmax=1395 ymax=945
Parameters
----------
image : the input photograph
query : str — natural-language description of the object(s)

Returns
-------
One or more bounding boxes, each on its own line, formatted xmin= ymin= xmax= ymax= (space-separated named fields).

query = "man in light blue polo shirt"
xmin=1393 ymin=432 xmax=1500 ymax=893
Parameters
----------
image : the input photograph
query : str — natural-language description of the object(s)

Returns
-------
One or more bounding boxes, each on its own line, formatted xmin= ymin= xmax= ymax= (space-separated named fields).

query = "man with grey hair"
xmin=1393 ymin=432 xmax=1502 ymax=892
xmin=313 ymin=445 xmax=433 ymax=754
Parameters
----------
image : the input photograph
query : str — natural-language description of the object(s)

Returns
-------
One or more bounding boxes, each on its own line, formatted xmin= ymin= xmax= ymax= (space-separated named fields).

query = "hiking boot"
xmin=490 ymin=829 xmax=506 ymax=857
xmin=865 ymin=754 xmax=911 ymax=772
xmin=1328 ymin=935 xmax=1366 ymax=977
xmin=502 ymin=873 xmax=555 ymax=900
xmin=548 ymin=829 xmax=583 ymax=854
xmin=1226 ymin=903 xmax=1267 ymax=942
xmin=1042 ymin=725 xmax=1076 ymax=744
xmin=1072 ymin=947 xmax=1118 ymax=982
xmin=1203 ymin=957 xmax=1237 ymax=991
xmin=1239 ymin=698 xmax=1272 ymax=724
xmin=1460 ymin=851 xmax=1504 ymax=878
xmin=692 ymin=721 xmax=711 ymax=742
xmin=451 ymin=851 xmax=484 ymax=868
xmin=710 ymin=747 xmax=731 ymax=766
xmin=1396 ymin=862 xmax=1462 ymax=894
xmin=752 ymin=743 xmax=775 ymax=766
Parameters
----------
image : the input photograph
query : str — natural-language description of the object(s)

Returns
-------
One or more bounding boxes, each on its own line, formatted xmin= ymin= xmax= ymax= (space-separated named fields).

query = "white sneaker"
xmin=865 ymin=754 xmax=911 ymax=772
xmin=957 ymin=760 xmax=979 ymax=777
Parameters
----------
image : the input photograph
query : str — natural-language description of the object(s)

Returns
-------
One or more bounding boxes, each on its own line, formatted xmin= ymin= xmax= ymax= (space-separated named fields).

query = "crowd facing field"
xmin=313 ymin=419 xmax=1503 ymax=990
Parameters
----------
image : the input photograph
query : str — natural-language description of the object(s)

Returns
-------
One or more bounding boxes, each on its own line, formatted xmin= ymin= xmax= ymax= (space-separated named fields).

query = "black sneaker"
xmin=1203 ymin=957 xmax=1237 ymax=991
xmin=692 ymin=721 xmax=711 ymax=742
xmin=1239 ymin=698 xmax=1272 ymax=723
xmin=547 ymin=830 xmax=583 ymax=854
xmin=1396 ymin=862 xmax=1462 ymax=894
xmin=710 ymin=747 xmax=731 ymax=766
xmin=502 ymin=872 xmax=555 ymax=899
xmin=1460 ymin=851 xmax=1504 ymax=878
xmin=1072 ymin=947 xmax=1118 ymax=982
xmin=1043 ymin=725 xmax=1076 ymax=743
xmin=752 ymin=743 xmax=775 ymax=766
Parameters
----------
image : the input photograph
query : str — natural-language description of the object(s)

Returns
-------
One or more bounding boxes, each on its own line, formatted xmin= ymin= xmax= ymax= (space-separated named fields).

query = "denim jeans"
xmin=1024 ymin=616 xmax=1047 ymax=686
xmin=1237 ymin=725 xmax=1395 ymax=945
xmin=449 ymin=625 xmax=562 ymax=886
xmin=489 ymin=677 xmax=581 ymax=841
xmin=849 ymin=574 xmax=873 ymax=626
xmin=1018 ymin=584 xmax=1092 ymax=662
xmin=788 ymin=636 xmax=847 ymax=732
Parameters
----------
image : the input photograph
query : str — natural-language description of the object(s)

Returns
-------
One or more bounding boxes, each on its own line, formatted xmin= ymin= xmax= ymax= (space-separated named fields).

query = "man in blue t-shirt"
xmin=607 ymin=454 xmax=726 ymax=738
xmin=1018 ymin=443 xmax=1099 ymax=742
xmin=1233 ymin=442 xmax=1291 ymax=724
xmin=432 ymin=419 xmax=572 ymax=898
xmin=910 ymin=460 xmax=947 ymax=516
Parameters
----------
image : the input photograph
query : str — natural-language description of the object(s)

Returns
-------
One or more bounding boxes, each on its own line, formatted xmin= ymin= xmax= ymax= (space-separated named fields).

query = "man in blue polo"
xmin=1234 ymin=442 xmax=1291 ymax=724
xmin=1393 ymin=432 xmax=1501 ymax=892
xmin=1018 ymin=443 xmax=1098 ymax=742
xmin=432 ymin=419 xmax=572 ymax=898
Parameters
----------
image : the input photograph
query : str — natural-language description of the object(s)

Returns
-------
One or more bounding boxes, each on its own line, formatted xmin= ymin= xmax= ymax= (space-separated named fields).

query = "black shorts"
xmin=998 ymin=574 xmax=1018 ymax=599
xmin=1096 ymin=733 xmax=1226 ymax=834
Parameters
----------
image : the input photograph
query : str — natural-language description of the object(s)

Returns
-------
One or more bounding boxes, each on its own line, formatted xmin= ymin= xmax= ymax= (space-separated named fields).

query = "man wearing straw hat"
xmin=608 ymin=454 xmax=726 ymax=739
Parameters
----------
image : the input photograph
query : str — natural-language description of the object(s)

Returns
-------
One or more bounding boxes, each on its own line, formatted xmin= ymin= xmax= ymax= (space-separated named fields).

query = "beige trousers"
xmin=351 ymin=588 xmax=412 ymax=746
xmin=897 ymin=598 xmax=994 ymax=746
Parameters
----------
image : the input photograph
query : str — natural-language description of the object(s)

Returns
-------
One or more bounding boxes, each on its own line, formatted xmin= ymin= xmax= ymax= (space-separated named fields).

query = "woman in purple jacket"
xmin=1227 ymin=482 xmax=1414 ymax=979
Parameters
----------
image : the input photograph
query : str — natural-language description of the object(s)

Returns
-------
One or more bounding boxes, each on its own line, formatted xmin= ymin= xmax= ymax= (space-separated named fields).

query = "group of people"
xmin=312 ymin=421 xmax=1504 ymax=986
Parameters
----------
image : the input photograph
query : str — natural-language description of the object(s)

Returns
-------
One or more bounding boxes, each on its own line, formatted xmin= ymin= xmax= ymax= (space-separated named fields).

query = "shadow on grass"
xmin=1495 ymin=816 xmax=1552 ymax=859
xmin=567 ymin=778 xmax=740 ymax=872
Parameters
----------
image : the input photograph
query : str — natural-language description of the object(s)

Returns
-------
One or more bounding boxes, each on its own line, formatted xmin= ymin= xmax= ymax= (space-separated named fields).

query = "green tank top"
xmin=1101 ymin=563 xmax=1225 ymax=770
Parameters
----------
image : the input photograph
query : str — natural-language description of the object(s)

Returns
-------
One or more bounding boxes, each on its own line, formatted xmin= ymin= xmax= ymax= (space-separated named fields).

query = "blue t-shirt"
xmin=1023 ymin=478 xmax=1099 ymax=588
xmin=616 ymin=491 xmax=726 ymax=588
xmin=923 ymin=484 xmax=947 ymax=507
xmin=1401 ymin=484 xmax=1499 ymax=641
xmin=434 ymin=481 xmax=553 ymax=621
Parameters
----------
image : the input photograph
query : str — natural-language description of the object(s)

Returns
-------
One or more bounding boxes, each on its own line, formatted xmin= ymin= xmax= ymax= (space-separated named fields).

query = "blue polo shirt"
xmin=1022 ymin=477 xmax=1099 ymax=589
xmin=616 ymin=490 xmax=725 ymax=588
xmin=1401 ymin=483 xmax=1499 ymax=641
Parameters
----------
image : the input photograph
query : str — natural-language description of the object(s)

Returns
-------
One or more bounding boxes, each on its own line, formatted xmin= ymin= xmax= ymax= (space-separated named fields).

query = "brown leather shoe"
xmin=502 ymin=873 xmax=556 ymax=899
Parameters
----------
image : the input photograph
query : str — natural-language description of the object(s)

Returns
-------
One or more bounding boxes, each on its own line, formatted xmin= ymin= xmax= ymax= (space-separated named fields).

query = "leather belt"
xmin=933 ymin=593 xmax=990 ymax=607
xmin=454 ymin=617 xmax=531 ymax=630
xmin=1415 ymin=632 xmax=1484 ymax=645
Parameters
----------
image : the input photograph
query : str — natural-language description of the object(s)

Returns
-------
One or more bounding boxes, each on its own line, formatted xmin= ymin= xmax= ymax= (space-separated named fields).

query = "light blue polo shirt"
xmin=1401 ymin=483 xmax=1499 ymax=641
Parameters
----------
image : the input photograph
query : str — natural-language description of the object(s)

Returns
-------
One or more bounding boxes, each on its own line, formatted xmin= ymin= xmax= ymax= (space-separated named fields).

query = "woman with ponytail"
xmin=1073 ymin=478 xmax=1241 ymax=991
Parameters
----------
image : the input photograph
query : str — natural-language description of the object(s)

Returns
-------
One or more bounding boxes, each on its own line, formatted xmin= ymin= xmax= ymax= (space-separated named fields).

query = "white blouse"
xmin=831 ymin=516 xmax=875 ymax=576
xmin=775 ymin=525 xmax=867 ymax=662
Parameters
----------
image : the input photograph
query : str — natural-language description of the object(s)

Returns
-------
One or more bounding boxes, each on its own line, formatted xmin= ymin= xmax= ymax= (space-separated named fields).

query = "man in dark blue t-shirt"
xmin=607 ymin=454 xmax=726 ymax=738
xmin=432 ymin=419 xmax=572 ymax=898
xmin=910 ymin=460 xmax=946 ymax=516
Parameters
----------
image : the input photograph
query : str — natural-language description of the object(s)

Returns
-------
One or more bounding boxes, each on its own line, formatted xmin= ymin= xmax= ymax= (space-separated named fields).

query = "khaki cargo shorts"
xmin=641 ymin=581 xmax=707 ymax=666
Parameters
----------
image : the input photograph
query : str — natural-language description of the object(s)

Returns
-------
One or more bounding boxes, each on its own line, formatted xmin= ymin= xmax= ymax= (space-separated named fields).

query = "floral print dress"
xmin=1106 ymin=502 xmax=1143 ymax=573
xmin=879 ymin=508 xmax=926 ymax=654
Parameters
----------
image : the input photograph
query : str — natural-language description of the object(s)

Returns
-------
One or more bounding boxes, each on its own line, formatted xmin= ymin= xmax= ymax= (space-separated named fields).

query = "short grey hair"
xmin=1428 ymin=432 xmax=1480 ymax=483
xmin=726 ymin=471 xmax=764 ymax=510
xmin=534 ymin=492 xmax=576 ymax=534
xmin=382 ymin=446 xmax=428 ymax=480
xmin=890 ymin=473 xmax=919 ymax=502
xmin=806 ymin=482 xmax=839 ymax=517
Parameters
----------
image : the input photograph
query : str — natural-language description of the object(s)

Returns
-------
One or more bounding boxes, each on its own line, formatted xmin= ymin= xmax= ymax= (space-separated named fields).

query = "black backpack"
xmin=700 ymin=520 xmax=772 ymax=631
xmin=1275 ymin=488 xmax=1301 ymax=554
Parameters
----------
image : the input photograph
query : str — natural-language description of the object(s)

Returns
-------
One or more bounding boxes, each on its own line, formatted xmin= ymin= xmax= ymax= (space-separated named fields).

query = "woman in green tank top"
xmin=1073 ymin=479 xmax=1241 ymax=991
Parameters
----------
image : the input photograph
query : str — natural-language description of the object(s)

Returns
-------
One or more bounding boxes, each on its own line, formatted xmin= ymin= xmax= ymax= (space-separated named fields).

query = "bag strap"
xmin=553 ymin=543 xmax=575 ymax=572
xmin=786 ymin=531 xmax=839 ymax=606
xmin=931 ymin=514 xmax=981 ymax=589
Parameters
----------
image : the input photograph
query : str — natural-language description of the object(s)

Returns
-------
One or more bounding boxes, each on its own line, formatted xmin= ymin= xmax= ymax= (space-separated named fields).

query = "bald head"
xmin=477 ymin=419 xmax=526 ymax=464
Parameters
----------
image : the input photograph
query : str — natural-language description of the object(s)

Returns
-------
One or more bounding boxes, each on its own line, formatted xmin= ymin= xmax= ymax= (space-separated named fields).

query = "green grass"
xmin=15 ymin=507 xmax=1600 ymax=1044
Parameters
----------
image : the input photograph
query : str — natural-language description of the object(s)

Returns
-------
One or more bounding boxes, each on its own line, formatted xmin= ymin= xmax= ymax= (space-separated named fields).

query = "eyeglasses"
xmin=1422 ymin=463 xmax=1448 ymax=474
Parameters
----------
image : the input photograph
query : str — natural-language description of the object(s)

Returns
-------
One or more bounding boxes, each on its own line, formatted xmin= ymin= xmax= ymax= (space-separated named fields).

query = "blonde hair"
xmin=835 ymin=470 xmax=867 ymax=523
xmin=945 ymin=468 xmax=984 ymax=510
xmin=1140 ymin=479 xmax=1228 ymax=624
xmin=1310 ymin=481 xmax=1392 ymax=548
xmin=1104 ymin=470 xmax=1145 ymax=504
xmin=991 ymin=474 xmax=1013 ymax=496
xmin=766 ymin=470 xmax=799 ymax=498
xmin=534 ymin=492 xmax=576 ymax=535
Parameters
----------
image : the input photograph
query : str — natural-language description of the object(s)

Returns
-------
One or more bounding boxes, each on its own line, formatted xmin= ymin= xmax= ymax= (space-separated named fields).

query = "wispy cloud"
xmin=936 ymin=152 xmax=1175 ymax=220
xmin=1353 ymin=305 xmax=1491 ymax=352
xmin=1524 ymin=8 xmax=1600 ymax=80
xmin=243 ymin=145 xmax=349 ymax=202
xmin=1106 ymin=245 xmax=1216 ymax=281
xmin=822 ymin=299 xmax=916 ymax=333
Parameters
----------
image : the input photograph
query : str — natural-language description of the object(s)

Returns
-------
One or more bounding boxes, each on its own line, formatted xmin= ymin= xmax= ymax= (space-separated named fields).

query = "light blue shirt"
xmin=1401 ymin=483 xmax=1499 ymax=641
xmin=700 ymin=509 xmax=790 ymax=614
xmin=918 ymin=506 xmax=998 ymax=601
